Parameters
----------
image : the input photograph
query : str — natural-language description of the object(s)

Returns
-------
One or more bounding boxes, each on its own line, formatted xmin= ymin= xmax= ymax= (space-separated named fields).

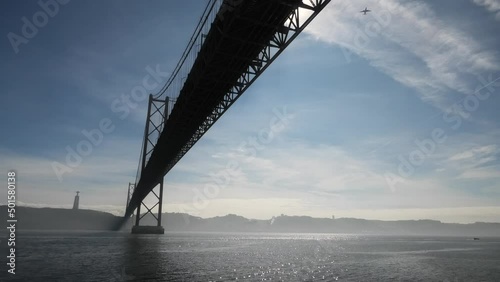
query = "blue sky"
xmin=1 ymin=0 xmax=499 ymax=223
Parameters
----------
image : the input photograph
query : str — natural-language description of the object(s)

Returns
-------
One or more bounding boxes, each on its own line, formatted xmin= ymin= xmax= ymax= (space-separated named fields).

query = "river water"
xmin=2 ymin=231 xmax=500 ymax=281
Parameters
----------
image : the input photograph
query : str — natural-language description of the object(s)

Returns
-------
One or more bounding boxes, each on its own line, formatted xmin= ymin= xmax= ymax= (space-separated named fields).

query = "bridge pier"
xmin=131 ymin=225 xmax=164 ymax=234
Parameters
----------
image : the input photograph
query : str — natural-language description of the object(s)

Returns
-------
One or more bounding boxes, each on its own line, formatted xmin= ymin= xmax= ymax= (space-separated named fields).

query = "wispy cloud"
xmin=433 ymin=131 xmax=500 ymax=179
xmin=306 ymin=0 xmax=500 ymax=109
xmin=459 ymin=166 xmax=500 ymax=179
xmin=449 ymin=144 xmax=498 ymax=162
xmin=473 ymin=0 xmax=500 ymax=20
xmin=165 ymin=132 xmax=499 ymax=219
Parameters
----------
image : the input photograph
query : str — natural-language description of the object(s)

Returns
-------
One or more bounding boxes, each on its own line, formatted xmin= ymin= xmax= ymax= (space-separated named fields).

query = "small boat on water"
xmin=473 ymin=237 xmax=480 ymax=240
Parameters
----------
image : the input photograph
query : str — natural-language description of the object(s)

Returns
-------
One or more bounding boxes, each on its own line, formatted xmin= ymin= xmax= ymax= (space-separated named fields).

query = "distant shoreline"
xmin=1 ymin=206 xmax=500 ymax=236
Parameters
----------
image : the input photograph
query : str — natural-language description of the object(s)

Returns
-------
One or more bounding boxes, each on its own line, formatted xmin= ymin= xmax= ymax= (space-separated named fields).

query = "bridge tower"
xmin=129 ymin=94 xmax=170 ymax=234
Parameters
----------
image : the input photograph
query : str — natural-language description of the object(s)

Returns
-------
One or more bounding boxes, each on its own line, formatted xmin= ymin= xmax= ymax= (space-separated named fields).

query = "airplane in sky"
xmin=360 ymin=7 xmax=371 ymax=15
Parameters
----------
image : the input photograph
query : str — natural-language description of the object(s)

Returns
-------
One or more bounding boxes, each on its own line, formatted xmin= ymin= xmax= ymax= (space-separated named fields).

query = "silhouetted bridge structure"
xmin=123 ymin=0 xmax=330 ymax=233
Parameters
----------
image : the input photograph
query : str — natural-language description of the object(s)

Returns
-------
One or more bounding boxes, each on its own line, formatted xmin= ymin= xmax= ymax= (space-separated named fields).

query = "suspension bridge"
xmin=122 ymin=0 xmax=331 ymax=233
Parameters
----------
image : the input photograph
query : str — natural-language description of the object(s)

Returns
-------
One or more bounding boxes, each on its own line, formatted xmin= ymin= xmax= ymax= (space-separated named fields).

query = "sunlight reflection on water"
xmin=8 ymin=231 xmax=500 ymax=281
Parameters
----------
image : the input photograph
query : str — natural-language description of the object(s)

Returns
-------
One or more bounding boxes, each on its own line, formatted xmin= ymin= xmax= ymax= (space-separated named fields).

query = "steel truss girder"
xmin=162 ymin=0 xmax=331 ymax=176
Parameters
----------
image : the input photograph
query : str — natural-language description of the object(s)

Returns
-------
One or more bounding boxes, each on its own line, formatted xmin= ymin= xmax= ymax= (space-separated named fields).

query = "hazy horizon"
xmin=7 ymin=204 xmax=500 ymax=225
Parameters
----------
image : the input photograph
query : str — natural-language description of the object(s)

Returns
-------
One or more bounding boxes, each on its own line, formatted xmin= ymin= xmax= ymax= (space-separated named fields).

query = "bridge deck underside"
xmin=126 ymin=0 xmax=304 ymax=217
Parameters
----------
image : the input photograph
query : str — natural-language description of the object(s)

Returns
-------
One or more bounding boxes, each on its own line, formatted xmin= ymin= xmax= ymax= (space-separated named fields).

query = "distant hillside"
xmin=2 ymin=206 xmax=500 ymax=236
xmin=0 ymin=206 xmax=130 ymax=231
xmin=153 ymin=213 xmax=500 ymax=237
